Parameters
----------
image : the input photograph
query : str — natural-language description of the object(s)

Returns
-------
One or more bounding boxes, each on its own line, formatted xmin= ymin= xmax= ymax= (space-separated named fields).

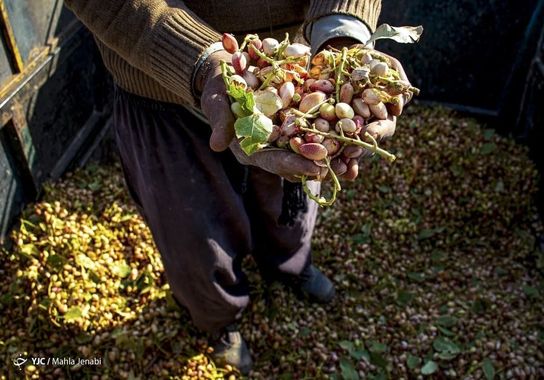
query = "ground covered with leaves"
xmin=1 ymin=106 xmax=543 ymax=380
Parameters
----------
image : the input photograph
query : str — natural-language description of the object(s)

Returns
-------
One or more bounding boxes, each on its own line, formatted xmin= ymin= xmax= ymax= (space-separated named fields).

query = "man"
xmin=64 ymin=0 xmax=408 ymax=374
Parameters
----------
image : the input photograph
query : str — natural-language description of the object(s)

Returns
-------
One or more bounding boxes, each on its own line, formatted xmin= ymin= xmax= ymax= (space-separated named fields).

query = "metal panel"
xmin=3 ymin=0 xmax=61 ymax=64
xmin=0 ymin=6 xmax=113 ymax=241
xmin=0 ymin=120 xmax=32 ymax=239
xmin=523 ymin=65 xmax=543 ymax=212
xmin=21 ymin=34 xmax=104 ymax=180
xmin=0 ymin=36 xmax=13 ymax=86
xmin=379 ymin=0 xmax=541 ymax=114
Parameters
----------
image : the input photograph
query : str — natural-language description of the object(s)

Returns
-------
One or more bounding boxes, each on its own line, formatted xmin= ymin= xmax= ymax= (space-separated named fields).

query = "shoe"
xmin=297 ymin=264 xmax=336 ymax=304
xmin=210 ymin=324 xmax=253 ymax=375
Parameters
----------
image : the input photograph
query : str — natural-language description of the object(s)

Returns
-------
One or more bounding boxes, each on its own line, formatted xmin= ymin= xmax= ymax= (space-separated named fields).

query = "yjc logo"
xmin=12 ymin=354 xmax=28 ymax=370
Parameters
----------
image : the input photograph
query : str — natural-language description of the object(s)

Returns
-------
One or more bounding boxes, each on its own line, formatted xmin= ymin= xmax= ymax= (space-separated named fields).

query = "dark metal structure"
xmin=379 ymin=0 xmax=544 ymax=208
xmin=515 ymin=7 xmax=544 ymax=212
xmin=380 ymin=0 xmax=544 ymax=119
xmin=0 ymin=1 xmax=543 ymax=240
xmin=0 ymin=0 xmax=111 ymax=241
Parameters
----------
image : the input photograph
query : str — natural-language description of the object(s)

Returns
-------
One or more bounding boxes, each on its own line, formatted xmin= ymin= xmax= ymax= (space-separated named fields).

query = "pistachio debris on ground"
xmin=0 ymin=106 xmax=542 ymax=379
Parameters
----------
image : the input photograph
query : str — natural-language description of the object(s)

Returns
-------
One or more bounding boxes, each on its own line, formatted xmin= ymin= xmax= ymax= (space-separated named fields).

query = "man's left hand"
xmin=319 ymin=38 xmax=412 ymax=181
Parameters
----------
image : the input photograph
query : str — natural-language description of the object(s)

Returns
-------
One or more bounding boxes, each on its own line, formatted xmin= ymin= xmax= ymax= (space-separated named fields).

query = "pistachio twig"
xmin=301 ymin=157 xmax=341 ymax=207
xmin=300 ymin=126 xmax=396 ymax=163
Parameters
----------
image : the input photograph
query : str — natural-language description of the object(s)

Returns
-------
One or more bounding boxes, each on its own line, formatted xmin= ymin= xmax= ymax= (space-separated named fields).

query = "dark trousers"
xmin=113 ymin=87 xmax=319 ymax=333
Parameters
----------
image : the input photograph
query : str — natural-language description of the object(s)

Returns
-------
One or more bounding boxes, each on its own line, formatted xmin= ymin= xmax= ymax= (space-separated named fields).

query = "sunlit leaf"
xmin=234 ymin=114 xmax=273 ymax=155
xmin=367 ymin=24 xmax=424 ymax=46
xmin=64 ymin=307 xmax=83 ymax=321
xmin=112 ymin=262 xmax=131 ymax=278
xmin=253 ymin=90 xmax=283 ymax=117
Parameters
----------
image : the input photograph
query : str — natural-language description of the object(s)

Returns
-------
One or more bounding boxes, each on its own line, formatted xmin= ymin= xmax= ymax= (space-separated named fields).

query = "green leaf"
xmin=437 ymin=325 xmax=455 ymax=337
xmin=522 ymin=285 xmax=539 ymax=298
xmin=421 ymin=360 xmax=438 ymax=375
xmin=234 ymin=114 xmax=273 ymax=155
xmin=407 ymin=272 xmax=425 ymax=282
xmin=369 ymin=352 xmax=388 ymax=368
xmin=471 ymin=298 xmax=488 ymax=314
xmin=0 ymin=293 xmax=13 ymax=306
xmin=480 ymin=143 xmax=497 ymax=155
xmin=396 ymin=290 xmax=414 ymax=306
xmin=46 ymin=254 xmax=65 ymax=269
xmin=352 ymin=349 xmax=370 ymax=362
xmin=253 ymin=90 xmax=283 ymax=117
xmin=367 ymin=24 xmax=424 ymax=46
xmin=64 ymin=306 xmax=83 ymax=321
xmin=418 ymin=227 xmax=444 ymax=240
xmin=227 ymin=83 xmax=255 ymax=116
xmin=74 ymin=333 xmax=93 ymax=344
xmin=482 ymin=358 xmax=495 ymax=380
xmin=339 ymin=341 xmax=354 ymax=352
xmin=76 ymin=254 xmax=96 ymax=270
xmin=346 ymin=189 xmax=357 ymax=200
xmin=82 ymin=292 xmax=93 ymax=301
xmin=432 ymin=336 xmax=461 ymax=355
xmin=111 ymin=327 xmax=126 ymax=339
xmin=483 ymin=129 xmax=495 ymax=140
xmin=431 ymin=251 xmax=446 ymax=262
xmin=406 ymin=354 xmax=421 ymax=370
xmin=18 ymin=243 xmax=39 ymax=258
xmin=339 ymin=357 xmax=360 ymax=380
xmin=368 ymin=341 xmax=388 ymax=353
xmin=437 ymin=351 xmax=458 ymax=360
xmin=112 ymin=262 xmax=131 ymax=278
xmin=87 ymin=180 xmax=101 ymax=191
xmin=378 ymin=185 xmax=391 ymax=193
xmin=450 ymin=164 xmax=464 ymax=176
xmin=494 ymin=180 xmax=505 ymax=192
xmin=352 ymin=233 xmax=370 ymax=244
xmin=339 ymin=341 xmax=369 ymax=361
xmin=368 ymin=372 xmax=386 ymax=380
xmin=436 ymin=315 xmax=458 ymax=328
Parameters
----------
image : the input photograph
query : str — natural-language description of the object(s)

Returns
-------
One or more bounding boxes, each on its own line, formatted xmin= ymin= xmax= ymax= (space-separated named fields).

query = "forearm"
xmin=64 ymin=0 xmax=220 ymax=103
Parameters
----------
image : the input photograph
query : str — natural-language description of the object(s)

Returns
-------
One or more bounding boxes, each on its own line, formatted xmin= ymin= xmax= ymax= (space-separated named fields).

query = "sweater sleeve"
xmin=305 ymin=0 xmax=382 ymax=35
xmin=64 ymin=0 xmax=221 ymax=103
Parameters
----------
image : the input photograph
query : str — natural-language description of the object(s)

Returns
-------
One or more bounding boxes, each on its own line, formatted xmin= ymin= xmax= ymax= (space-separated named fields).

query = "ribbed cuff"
xmin=148 ymin=9 xmax=221 ymax=105
xmin=307 ymin=15 xmax=372 ymax=54
xmin=191 ymin=42 xmax=225 ymax=100
xmin=304 ymin=0 xmax=382 ymax=41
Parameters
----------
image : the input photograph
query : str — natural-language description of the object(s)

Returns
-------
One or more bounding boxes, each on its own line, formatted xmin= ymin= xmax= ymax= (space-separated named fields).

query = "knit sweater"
xmin=64 ymin=0 xmax=381 ymax=106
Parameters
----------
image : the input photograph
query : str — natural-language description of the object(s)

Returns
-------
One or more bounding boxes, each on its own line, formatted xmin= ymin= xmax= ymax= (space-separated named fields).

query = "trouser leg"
xmin=245 ymin=167 xmax=320 ymax=278
xmin=112 ymin=87 xmax=252 ymax=333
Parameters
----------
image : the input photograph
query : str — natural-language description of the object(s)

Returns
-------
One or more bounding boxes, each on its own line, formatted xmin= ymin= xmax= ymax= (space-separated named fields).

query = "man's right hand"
xmin=229 ymin=142 xmax=321 ymax=182
xmin=196 ymin=50 xmax=321 ymax=182
xmin=197 ymin=50 xmax=237 ymax=152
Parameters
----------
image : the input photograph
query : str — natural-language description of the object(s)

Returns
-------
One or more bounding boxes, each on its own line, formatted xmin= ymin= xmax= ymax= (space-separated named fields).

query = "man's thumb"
xmin=210 ymin=123 xmax=235 ymax=152
xmin=205 ymin=94 xmax=236 ymax=152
